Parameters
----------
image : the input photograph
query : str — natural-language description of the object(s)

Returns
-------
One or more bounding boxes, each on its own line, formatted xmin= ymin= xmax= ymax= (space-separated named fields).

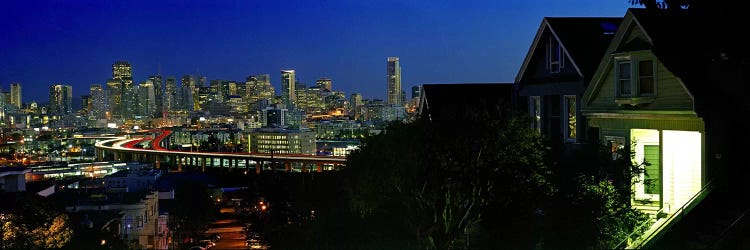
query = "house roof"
xmin=516 ymin=17 xmax=622 ymax=85
xmin=419 ymin=83 xmax=516 ymax=123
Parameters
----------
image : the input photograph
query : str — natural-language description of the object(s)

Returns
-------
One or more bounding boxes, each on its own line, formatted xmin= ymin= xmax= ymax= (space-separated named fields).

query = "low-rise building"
xmin=248 ymin=127 xmax=315 ymax=155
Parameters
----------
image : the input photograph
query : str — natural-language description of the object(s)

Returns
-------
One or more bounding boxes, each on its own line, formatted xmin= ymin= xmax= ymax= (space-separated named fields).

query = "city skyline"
xmin=0 ymin=0 xmax=630 ymax=102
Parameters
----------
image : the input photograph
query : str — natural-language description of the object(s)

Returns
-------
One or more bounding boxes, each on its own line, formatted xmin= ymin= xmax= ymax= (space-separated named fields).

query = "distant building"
xmin=10 ymin=82 xmax=21 ymax=109
xmin=149 ymin=75 xmax=164 ymax=117
xmin=165 ymin=76 xmax=177 ymax=112
xmin=104 ymin=169 xmax=161 ymax=193
xmin=0 ymin=167 xmax=30 ymax=192
xmin=261 ymin=104 xmax=287 ymax=127
xmin=138 ymin=81 xmax=157 ymax=117
xmin=49 ymin=84 xmax=73 ymax=115
xmin=387 ymin=57 xmax=402 ymax=106
xmin=89 ymin=84 xmax=107 ymax=119
xmin=248 ymin=127 xmax=315 ymax=155
xmin=316 ymin=77 xmax=332 ymax=91
xmin=281 ymin=70 xmax=296 ymax=107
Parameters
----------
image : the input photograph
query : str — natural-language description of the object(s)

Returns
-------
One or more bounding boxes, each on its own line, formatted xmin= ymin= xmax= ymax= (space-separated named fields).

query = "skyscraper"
xmin=281 ymin=70 xmax=296 ymax=107
xmin=138 ymin=81 xmax=156 ymax=116
xmin=165 ymin=77 xmax=177 ymax=111
xmin=149 ymin=75 xmax=163 ymax=117
xmin=89 ymin=84 xmax=107 ymax=119
xmin=387 ymin=57 xmax=402 ymax=106
xmin=10 ymin=83 xmax=21 ymax=109
xmin=181 ymin=75 xmax=196 ymax=110
xmin=316 ymin=77 xmax=332 ymax=91
xmin=112 ymin=61 xmax=133 ymax=81
xmin=110 ymin=61 xmax=134 ymax=118
xmin=49 ymin=84 xmax=73 ymax=115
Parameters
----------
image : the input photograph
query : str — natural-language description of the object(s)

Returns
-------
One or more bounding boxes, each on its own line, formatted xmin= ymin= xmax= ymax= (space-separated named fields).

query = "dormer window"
xmin=548 ymin=37 xmax=562 ymax=73
xmin=615 ymin=57 xmax=656 ymax=102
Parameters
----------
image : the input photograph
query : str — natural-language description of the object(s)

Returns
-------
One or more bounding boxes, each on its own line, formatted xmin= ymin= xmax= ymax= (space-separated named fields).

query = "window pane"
xmin=620 ymin=79 xmax=632 ymax=95
xmin=566 ymin=96 xmax=576 ymax=139
xmin=639 ymin=60 xmax=653 ymax=76
xmin=619 ymin=62 xmax=631 ymax=79
xmin=639 ymin=60 xmax=654 ymax=95
xmin=530 ymin=96 xmax=541 ymax=132
xmin=618 ymin=62 xmax=632 ymax=96
xmin=640 ymin=77 xmax=654 ymax=95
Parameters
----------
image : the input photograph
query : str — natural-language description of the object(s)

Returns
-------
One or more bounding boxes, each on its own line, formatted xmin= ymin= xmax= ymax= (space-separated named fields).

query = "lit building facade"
xmin=316 ymin=77 xmax=332 ymax=91
xmin=10 ymin=83 xmax=21 ymax=109
xmin=248 ymin=127 xmax=316 ymax=155
xmin=89 ymin=84 xmax=107 ymax=119
xmin=387 ymin=57 xmax=402 ymax=106
xmin=281 ymin=70 xmax=296 ymax=107
xmin=49 ymin=84 xmax=73 ymax=115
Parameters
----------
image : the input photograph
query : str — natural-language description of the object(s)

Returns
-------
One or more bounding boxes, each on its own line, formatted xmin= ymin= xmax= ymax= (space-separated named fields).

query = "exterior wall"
xmin=586 ymin=51 xmax=694 ymax=112
xmin=0 ymin=172 xmax=27 ymax=192
xmin=249 ymin=129 xmax=316 ymax=155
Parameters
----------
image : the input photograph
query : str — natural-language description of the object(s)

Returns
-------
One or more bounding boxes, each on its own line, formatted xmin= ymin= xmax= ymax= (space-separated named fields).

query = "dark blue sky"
xmin=0 ymin=0 xmax=631 ymax=103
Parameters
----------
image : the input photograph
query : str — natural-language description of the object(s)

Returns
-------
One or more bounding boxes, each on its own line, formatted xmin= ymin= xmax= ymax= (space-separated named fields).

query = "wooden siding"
xmin=586 ymin=51 xmax=693 ymax=112
xmin=589 ymin=117 xmax=704 ymax=132
xmin=624 ymin=24 xmax=647 ymax=46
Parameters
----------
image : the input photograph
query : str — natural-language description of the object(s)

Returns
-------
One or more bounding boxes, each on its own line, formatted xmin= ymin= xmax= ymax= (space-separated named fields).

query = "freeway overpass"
xmin=94 ymin=130 xmax=347 ymax=173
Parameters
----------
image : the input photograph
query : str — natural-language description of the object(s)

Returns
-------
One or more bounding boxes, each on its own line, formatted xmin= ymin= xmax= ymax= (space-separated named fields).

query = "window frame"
xmin=548 ymin=36 xmax=563 ymax=73
xmin=614 ymin=55 xmax=658 ymax=100
xmin=529 ymin=96 xmax=541 ymax=133
xmin=563 ymin=95 xmax=577 ymax=142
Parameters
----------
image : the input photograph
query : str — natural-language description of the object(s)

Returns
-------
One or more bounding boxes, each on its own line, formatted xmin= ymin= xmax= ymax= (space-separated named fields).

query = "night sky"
xmin=0 ymin=0 xmax=631 ymax=103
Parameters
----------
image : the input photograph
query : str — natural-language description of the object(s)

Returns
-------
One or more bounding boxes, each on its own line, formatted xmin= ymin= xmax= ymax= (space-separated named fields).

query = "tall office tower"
xmin=122 ymin=82 xmax=137 ymax=118
xmin=89 ymin=84 xmax=107 ymax=119
xmin=281 ymin=70 xmax=296 ymax=107
xmin=80 ymin=95 xmax=90 ymax=115
xmin=197 ymin=75 xmax=207 ymax=110
xmin=316 ymin=77 xmax=332 ymax=91
xmin=225 ymin=81 xmax=238 ymax=96
xmin=49 ymin=84 xmax=73 ymax=115
xmin=246 ymin=74 xmax=275 ymax=112
xmin=106 ymin=79 xmax=122 ymax=118
xmin=294 ymin=82 xmax=307 ymax=110
xmin=165 ymin=76 xmax=177 ymax=111
xmin=10 ymin=83 xmax=21 ymax=109
xmin=306 ymin=85 xmax=324 ymax=114
xmin=110 ymin=61 xmax=134 ymax=118
xmin=181 ymin=75 xmax=196 ymax=110
xmin=387 ymin=57 xmax=402 ymax=106
xmin=138 ymin=81 xmax=156 ymax=116
xmin=180 ymin=84 xmax=194 ymax=111
xmin=198 ymin=76 xmax=207 ymax=88
xmin=112 ymin=61 xmax=133 ymax=80
xmin=149 ymin=75 xmax=163 ymax=117
xmin=350 ymin=93 xmax=363 ymax=120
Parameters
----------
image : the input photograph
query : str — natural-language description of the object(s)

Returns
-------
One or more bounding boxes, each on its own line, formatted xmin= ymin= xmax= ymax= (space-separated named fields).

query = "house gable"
xmin=515 ymin=19 xmax=582 ymax=86
xmin=583 ymin=10 xmax=695 ymax=114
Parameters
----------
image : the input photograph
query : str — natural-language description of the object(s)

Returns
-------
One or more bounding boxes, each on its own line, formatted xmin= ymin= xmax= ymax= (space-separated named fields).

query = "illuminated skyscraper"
xmin=112 ymin=61 xmax=133 ymax=81
xmin=387 ymin=57 xmax=402 ymax=106
xmin=165 ymin=76 xmax=177 ymax=111
xmin=149 ymin=75 xmax=163 ymax=117
xmin=49 ymin=84 xmax=73 ymax=115
xmin=246 ymin=74 xmax=275 ymax=112
xmin=89 ymin=84 xmax=107 ymax=119
xmin=181 ymin=75 xmax=196 ymax=110
xmin=281 ymin=70 xmax=296 ymax=106
xmin=109 ymin=61 xmax=134 ymax=118
xmin=10 ymin=83 xmax=21 ymax=109
xmin=138 ymin=81 xmax=156 ymax=116
xmin=316 ymin=77 xmax=332 ymax=91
